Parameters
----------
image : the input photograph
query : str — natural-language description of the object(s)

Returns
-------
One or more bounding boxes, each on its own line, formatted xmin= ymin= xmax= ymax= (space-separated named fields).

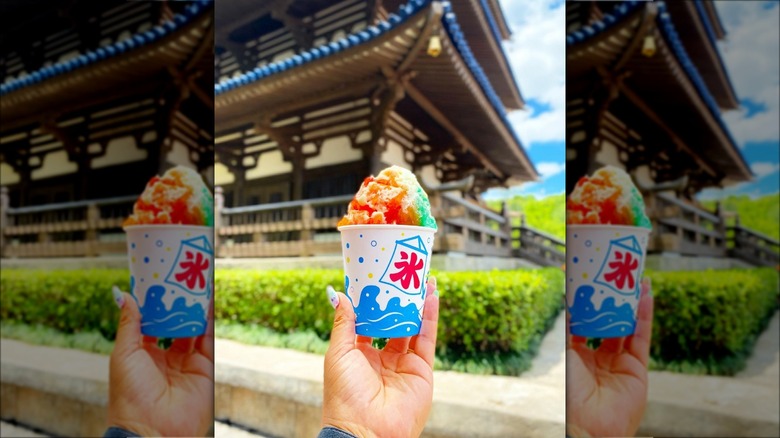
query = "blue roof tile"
xmin=0 ymin=0 xmax=212 ymax=96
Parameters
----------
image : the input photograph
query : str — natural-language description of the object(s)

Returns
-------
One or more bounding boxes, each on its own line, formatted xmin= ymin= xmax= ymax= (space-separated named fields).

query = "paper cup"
xmin=566 ymin=225 xmax=650 ymax=338
xmin=338 ymin=224 xmax=436 ymax=338
xmin=124 ymin=225 xmax=214 ymax=338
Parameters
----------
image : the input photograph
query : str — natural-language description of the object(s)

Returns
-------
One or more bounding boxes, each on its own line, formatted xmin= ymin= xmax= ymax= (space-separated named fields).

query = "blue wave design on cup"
xmin=351 ymin=285 xmax=421 ymax=338
xmin=138 ymin=285 xmax=206 ymax=338
xmin=569 ymin=285 xmax=636 ymax=338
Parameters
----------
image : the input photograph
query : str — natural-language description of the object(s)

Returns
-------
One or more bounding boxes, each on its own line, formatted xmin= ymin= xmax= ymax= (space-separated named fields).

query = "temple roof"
xmin=0 ymin=0 xmax=212 ymax=129
xmin=385 ymin=0 xmax=524 ymax=109
xmin=214 ymin=0 xmax=537 ymax=183
xmin=566 ymin=1 xmax=751 ymax=184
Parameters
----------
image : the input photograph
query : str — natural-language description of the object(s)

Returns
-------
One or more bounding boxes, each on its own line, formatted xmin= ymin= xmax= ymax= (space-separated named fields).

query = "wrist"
xmin=107 ymin=419 xmax=160 ymax=438
xmin=322 ymin=419 xmax=375 ymax=438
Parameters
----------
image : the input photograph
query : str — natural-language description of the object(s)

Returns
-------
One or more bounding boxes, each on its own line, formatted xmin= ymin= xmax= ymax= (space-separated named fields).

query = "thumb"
xmin=325 ymin=287 xmax=356 ymax=360
xmin=112 ymin=287 xmax=143 ymax=359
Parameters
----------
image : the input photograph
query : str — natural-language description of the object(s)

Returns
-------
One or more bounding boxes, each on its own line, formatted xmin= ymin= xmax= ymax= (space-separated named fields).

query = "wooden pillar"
xmin=214 ymin=186 xmax=223 ymax=256
xmin=0 ymin=186 xmax=8 ymax=257
xmin=291 ymin=155 xmax=305 ymax=201
xmin=233 ymin=170 xmax=246 ymax=206
xmin=86 ymin=203 xmax=99 ymax=256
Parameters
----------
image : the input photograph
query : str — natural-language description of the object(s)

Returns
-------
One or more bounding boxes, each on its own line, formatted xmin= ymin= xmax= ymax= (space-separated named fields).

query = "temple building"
xmin=213 ymin=0 xmax=556 ymax=263
xmin=0 ymin=0 xmax=214 ymax=257
xmin=566 ymin=0 xmax=777 ymax=267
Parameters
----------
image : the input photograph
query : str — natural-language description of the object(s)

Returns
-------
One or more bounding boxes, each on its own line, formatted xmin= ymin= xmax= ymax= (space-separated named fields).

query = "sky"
xmin=484 ymin=0 xmax=779 ymax=201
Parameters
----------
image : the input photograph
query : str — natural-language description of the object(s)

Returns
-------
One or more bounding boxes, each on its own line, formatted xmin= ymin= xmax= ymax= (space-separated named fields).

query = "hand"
xmin=566 ymin=279 xmax=653 ymax=438
xmin=107 ymin=287 xmax=214 ymax=437
xmin=322 ymin=278 xmax=440 ymax=438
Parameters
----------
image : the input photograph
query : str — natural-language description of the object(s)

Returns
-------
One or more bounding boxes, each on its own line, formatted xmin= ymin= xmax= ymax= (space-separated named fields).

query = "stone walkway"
xmin=737 ymin=310 xmax=780 ymax=385
xmin=0 ymin=421 xmax=46 ymax=437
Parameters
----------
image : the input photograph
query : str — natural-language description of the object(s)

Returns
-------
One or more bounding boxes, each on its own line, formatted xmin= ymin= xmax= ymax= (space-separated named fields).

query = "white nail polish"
xmin=326 ymin=285 xmax=339 ymax=309
xmin=112 ymin=286 xmax=125 ymax=309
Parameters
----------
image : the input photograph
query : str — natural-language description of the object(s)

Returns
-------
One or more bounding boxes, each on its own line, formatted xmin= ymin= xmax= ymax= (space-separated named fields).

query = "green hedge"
xmin=648 ymin=268 xmax=779 ymax=375
xmin=0 ymin=269 xmax=127 ymax=340
xmin=215 ymin=268 xmax=565 ymax=360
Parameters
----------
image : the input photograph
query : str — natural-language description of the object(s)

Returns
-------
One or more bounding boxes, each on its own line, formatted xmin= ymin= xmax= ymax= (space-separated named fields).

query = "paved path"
xmin=0 ymin=421 xmax=47 ymax=437
xmin=737 ymin=310 xmax=780 ymax=385
xmin=214 ymin=421 xmax=271 ymax=438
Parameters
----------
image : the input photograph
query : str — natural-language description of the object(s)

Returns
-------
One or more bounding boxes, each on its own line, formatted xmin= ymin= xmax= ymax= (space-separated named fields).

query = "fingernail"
xmin=326 ymin=285 xmax=339 ymax=309
xmin=427 ymin=276 xmax=438 ymax=297
xmin=112 ymin=286 xmax=125 ymax=309
xmin=642 ymin=277 xmax=653 ymax=298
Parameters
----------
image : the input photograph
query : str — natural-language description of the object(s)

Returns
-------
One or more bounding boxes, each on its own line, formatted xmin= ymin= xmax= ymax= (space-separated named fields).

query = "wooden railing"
xmin=647 ymin=192 xmax=728 ymax=257
xmin=0 ymin=187 xmax=134 ymax=258
xmin=216 ymin=190 xmax=351 ymax=257
xmin=432 ymin=193 xmax=513 ymax=257
xmin=729 ymin=225 xmax=780 ymax=267
xmin=512 ymin=219 xmax=565 ymax=268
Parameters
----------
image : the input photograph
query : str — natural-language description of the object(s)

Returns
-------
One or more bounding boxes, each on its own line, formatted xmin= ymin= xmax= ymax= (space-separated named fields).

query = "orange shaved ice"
xmin=124 ymin=166 xmax=213 ymax=226
xmin=338 ymin=166 xmax=437 ymax=229
xmin=567 ymin=165 xmax=651 ymax=228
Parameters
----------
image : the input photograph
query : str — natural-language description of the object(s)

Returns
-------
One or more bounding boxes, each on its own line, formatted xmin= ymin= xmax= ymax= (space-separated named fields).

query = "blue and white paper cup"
xmin=566 ymin=225 xmax=650 ymax=338
xmin=338 ymin=224 xmax=436 ymax=338
xmin=124 ymin=225 xmax=213 ymax=338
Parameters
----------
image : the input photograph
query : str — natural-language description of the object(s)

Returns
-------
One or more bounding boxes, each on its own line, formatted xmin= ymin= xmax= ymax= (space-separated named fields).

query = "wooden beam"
xmin=618 ymin=83 xmax=718 ymax=178
xmin=405 ymin=82 xmax=505 ymax=180
xmin=216 ymin=77 xmax=382 ymax=132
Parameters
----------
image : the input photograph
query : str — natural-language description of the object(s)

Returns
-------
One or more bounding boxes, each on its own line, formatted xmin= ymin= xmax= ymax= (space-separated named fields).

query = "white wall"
xmin=214 ymin=162 xmax=235 ymax=185
xmin=31 ymin=150 xmax=77 ymax=180
xmin=92 ymin=136 xmax=148 ymax=169
xmin=0 ymin=162 xmax=20 ymax=185
xmin=306 ymin=135 xmax=362 ymax=169
xmin=245 ymin=149 xmax=292 ymax=180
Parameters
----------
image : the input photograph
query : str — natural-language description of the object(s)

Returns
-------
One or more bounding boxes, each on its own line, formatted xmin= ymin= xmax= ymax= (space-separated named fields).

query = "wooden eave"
xmin=384 ymin=0 xmax=523 ymax=109
xmin=0 ymin=13 xmax=213 ymax=132
xmin=213 ymin=7 xmax=430 ymax=130
xmin=410 ymin=25 xmax=536 ymax=182
xmin=215 ymin=3 xmax=537 ymax=183
xmin=702 ymin=2 xmax=726 ymax=40
xmin=664 ymin=1 xmax=738 ymax=109
xmin=448 ymin=0 xmax=524 ymax=110
xmin=567 ymin=6 xmax=751 ymax=184
xmin=486 ymin=0 xmax=512 ymax=40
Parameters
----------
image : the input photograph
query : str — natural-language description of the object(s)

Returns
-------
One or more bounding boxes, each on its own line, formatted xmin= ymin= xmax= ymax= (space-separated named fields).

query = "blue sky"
xmin=484 ymin=0 xmax=779 ymax=201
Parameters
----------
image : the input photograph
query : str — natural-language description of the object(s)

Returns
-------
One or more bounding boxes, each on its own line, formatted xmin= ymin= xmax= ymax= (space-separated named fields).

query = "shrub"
xmin=648 ymin=268 xmax=779 ymax=375
xmin=215 ymin=268 xmax=564 ymax=361
xmin=0 ymin=269 xmax=127 ymax=340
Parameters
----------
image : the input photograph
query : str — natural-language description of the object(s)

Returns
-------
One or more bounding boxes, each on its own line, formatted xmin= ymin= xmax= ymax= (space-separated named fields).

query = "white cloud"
xmin=499 ymin=0 xmax=566 ymax=146
xmin=535 ymin=161 xmax=565 ymax=178
xmin=714 ymin=1 xmax=780 ymax=145
xmin=750 ymin=162 xmax=780 ymax=177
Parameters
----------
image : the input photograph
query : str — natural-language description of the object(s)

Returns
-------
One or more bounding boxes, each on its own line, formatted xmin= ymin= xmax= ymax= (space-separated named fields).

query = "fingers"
xmin=356 ymin=335 xmax=373 ymax=346
xmin=170 ymin=337 xmax=195 ymax=354
xmin=142 ymin=335 xmax=158 ymax=348
xmin=326 ymin=291 xmax=357 ymax=360
xmin=112 ymin=290 xmax=143 ymax=359
xmin=625 ymin=278 xmax=654 ymax=367
xmin=598 ymin=336 xmax=625 ymax=355
xmin=195 ymin=294 xmax=215 ymax=362
xmin=384 ymin=336 xmax=411 ymax=355
xmin=411 ymin=292 xmax=439 ymax=369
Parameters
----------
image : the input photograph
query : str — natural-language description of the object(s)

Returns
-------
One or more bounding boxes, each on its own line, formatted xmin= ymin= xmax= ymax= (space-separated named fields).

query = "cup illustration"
xmin=124 ymin=225 xmax=214 ymax=338
xmin=566 ymin=225 xmax=650 ymax=338
xmin=338 ymin=225 xmax=436 ymax=338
